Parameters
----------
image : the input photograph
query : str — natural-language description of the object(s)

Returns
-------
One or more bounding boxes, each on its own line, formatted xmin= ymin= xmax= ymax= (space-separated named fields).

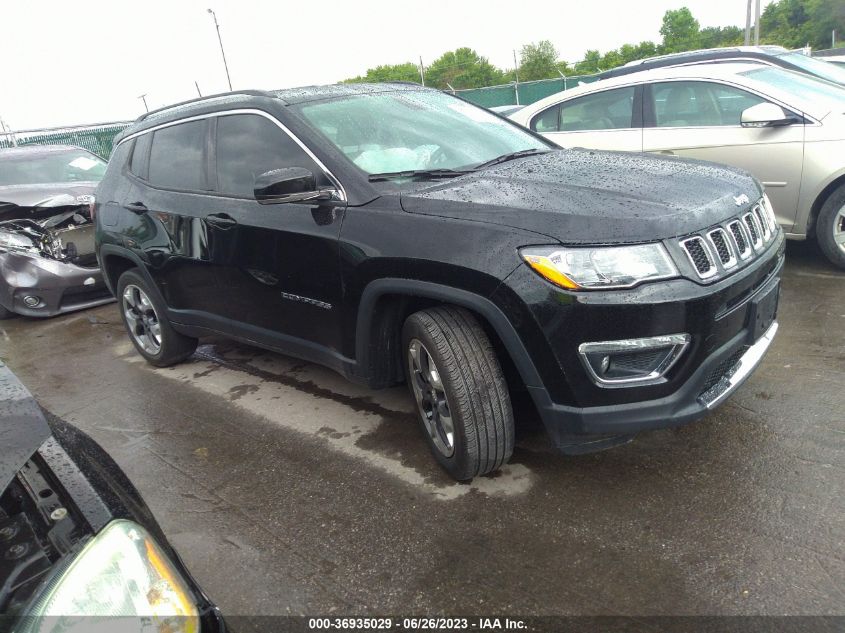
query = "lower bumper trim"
xmin=699 ymin=322 xmax=778 ymax=409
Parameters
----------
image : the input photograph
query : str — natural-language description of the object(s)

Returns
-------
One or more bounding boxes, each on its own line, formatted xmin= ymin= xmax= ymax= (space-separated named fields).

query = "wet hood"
xmin=0 ymin=182 xmax=97 ymax=221
xmin=0 ymin=362 xmax=51 ymax=493
xmin=400 ymin=149 xmax=762 ymax=244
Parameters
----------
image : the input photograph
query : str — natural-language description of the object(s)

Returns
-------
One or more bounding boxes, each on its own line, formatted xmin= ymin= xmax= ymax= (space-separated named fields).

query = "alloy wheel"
xmin=407 ymin=339 xmax=455 ymax=458
xmin=122 ymin=284 xmax=162 ymax=355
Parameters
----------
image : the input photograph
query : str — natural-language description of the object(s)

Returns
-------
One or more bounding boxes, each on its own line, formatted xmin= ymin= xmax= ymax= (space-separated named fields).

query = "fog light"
xmin=578 ymin=334 xmax=691 ymax=388
xmin=23 ymin=295 xmax=41 ymax=307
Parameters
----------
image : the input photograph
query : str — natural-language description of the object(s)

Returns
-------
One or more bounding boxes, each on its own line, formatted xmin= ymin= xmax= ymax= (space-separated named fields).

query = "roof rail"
xmin=136 ymin=89 xmax=276 ymax=122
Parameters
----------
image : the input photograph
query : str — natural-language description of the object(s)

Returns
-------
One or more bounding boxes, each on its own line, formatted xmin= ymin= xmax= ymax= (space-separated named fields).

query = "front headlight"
xmin=0 ymin=230 xmax=35 ymax=252
xmin=521 ymin=243 xmax=679 ymax=290
xmin=17 ymin=520 xmax=199 ymax=633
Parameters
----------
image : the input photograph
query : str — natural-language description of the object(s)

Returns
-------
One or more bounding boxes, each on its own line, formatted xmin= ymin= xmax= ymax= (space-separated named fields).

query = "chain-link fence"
xmin=455 ymin=74 xmax=602 ymax=108
xmin=0 ymin=122 xmax=132 ymax=159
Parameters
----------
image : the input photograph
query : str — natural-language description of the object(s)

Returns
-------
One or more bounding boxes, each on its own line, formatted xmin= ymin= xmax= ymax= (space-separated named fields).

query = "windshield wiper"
xmin=368 ymin=168 xmax=471 ymax=182
xmin=472 ymin=148 xmax=550 ymax=170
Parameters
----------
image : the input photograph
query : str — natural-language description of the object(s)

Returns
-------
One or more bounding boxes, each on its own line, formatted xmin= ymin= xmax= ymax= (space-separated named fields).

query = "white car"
xmin=510 ymin=63 xmax=845 ymax=268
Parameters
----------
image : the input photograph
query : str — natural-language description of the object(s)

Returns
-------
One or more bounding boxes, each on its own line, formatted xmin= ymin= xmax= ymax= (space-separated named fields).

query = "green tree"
xmin=660 ymin=7 xmax=701 ymax=53
xmin=425 ymin=48 xmax=506 ymax=90
xmin=698 ymin=25 xmax=744 ymax=49
xmin=574 ymin=50 xmax=603 ymax=74
xmin=519 ymin=40 xmax=561 ymax=81
xmin=343 ymin=62 xmax=420 ymax=84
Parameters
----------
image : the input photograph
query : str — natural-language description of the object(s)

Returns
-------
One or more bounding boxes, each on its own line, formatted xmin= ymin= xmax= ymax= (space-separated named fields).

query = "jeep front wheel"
xmin=402 ymin=306 xmax=514 ymax=481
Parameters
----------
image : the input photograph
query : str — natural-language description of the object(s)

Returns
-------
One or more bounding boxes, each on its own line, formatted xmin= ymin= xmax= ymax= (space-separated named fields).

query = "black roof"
xmin=114 ymin=82 xmax=432 ymax=145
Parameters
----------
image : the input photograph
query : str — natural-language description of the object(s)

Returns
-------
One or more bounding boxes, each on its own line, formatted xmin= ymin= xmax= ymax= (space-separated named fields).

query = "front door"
xmin=642 ymin=80 xmax=805 ymax=228
xmin=203 ymin=112 xmax=346 ymax=355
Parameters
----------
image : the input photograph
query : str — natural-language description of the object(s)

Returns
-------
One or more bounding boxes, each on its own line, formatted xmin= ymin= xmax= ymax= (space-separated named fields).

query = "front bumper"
xmin=530 ymin=318 xmax=779 ymax=453
xmin=501 ymin=232 xmax=785 ymax=454
xmin=0 ymin=251 xmax=114 ymax=317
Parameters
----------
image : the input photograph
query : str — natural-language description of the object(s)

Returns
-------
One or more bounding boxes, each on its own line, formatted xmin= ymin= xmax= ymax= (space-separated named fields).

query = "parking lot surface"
xmin=1 ymin=242 xmax=843 ymax=616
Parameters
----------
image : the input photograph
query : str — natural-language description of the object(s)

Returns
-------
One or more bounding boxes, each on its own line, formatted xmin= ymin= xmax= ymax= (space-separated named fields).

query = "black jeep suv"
xmin=95 ymin=84 xmax=784 ymax=481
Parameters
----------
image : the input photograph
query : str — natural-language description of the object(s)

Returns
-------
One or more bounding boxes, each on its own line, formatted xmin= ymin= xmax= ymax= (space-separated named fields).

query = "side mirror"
xmin=741 ymin=103 xmax=795 ymax=128
xmin=254 ymin=167 xmax=335 ymax=204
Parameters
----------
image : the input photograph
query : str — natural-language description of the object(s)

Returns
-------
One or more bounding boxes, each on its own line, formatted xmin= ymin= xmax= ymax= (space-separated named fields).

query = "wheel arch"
xmin=807 ymin=170 xmax=845 ymax=239
xmin=355 ymin=279 xmax=544 ymax=394
xmin=98 ymin=245 xmax=163 ymax=304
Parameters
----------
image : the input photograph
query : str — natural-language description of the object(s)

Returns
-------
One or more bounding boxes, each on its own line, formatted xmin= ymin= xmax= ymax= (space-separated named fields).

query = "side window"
xmin=148 ymin=120 xmax=207 ymax=190
xmin=652 ymin=81 xmax=767 ymax=128
xmin=129 ymin=132 xmax=152 ymax=179
xmin=558 ymin=87 xmax=636 ymax=132
xmin=531 ymin=105 xmax=561 ymax=133
xmin=215 ymin=114 xmax=326 ymax=197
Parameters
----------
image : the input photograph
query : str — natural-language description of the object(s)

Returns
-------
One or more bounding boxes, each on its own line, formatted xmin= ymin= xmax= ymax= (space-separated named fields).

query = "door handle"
xmin=124 ymin=201 xmax=148 ymax=214
xmin=205 ymin=213 xmax=238 ymax=228
xmin=657 ymin=150 xmax=676 ymax=156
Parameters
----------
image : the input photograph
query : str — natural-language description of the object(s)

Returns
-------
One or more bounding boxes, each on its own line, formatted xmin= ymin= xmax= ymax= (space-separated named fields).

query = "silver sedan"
xmin=510 ymin=63 xmax=845 ymax=269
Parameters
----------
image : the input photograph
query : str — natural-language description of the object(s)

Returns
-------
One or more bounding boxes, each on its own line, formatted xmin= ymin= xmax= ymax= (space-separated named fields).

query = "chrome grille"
xmin=707 ymin=228 xmax=736 ymax=269
xmin=753 ymin=204 xmax=771 ymax=241
xmin=678 ymin=197 xmax=778 ymax=281
xmin=680 ymin=236 xmax=716 ymax=278
xmin=743 ymin=213 xmax=762 ymax=250
xmin=728 ymin=221 xmax=751 ymax=259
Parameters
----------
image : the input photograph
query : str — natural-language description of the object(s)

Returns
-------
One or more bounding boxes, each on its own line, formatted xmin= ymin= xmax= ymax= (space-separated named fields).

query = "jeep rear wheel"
xmin=402 ymin=306 xmax=514 ymax=481
xmin=117 ymin=269 xmax=197 ymax=367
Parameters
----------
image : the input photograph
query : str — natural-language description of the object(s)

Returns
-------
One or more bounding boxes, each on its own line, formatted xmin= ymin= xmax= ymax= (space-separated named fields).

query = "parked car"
xmin=0 ymin=362 xmax=224 ymax=631
xmin=0 ymin=145 xmax=114 ymax=318
xmin=599 ymin=45 xmax=845 ymax=87
xmin=96 ymin=84 xmax=783 ymax=480
xmin=813 ymin=47 xmax=845 ymax=69
xmin=510 ymin=63 xmax=845 ymax=269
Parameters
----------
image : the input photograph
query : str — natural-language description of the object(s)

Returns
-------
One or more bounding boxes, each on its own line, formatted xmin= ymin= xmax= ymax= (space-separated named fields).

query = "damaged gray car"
xmin=0 ymin=145 xmax=114 ymax=318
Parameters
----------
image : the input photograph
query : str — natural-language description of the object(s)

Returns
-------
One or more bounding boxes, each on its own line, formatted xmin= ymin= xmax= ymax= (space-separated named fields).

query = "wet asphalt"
xmin=0 ymin=241 xmax=842 ymax=617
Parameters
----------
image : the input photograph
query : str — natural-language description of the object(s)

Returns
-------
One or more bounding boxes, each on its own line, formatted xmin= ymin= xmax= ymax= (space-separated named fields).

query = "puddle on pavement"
xmin=126 ymin=341 xmax=536 ymax=500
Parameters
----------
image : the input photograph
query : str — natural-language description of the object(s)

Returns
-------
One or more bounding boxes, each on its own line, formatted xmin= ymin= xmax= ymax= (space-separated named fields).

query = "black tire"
xmin=402 ymin=306 xmax=514 ymax=481
xmin=816 ymin=183 xmax=845 ymax=270
xmin=0 ymin=304 xmax=14 ymax=320
xmin=116 ymin=269 xmax=197 ymax=367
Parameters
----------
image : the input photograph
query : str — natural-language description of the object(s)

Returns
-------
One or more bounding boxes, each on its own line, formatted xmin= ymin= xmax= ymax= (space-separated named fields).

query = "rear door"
xmin=124 ymin=119 xmax=222 ymax=313
xmin=642 ymin=80 xmax=805 ymax=228
xmin=204 ymin=112 xmax=346 ymax=354
xmin=530 ymin=86 xmax=643 ymax=151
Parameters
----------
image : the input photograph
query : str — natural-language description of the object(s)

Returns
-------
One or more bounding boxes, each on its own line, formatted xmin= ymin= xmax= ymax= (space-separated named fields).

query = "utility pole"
xmin=744 ymin=0 xmax=753 ymax=45
xmin=754 ymin=0 xmax=761 ymax=45
xmin=207 ymin=8 xmax=233 ymax=91
xmin=834 ymin=30 xmax=837 ymax=49
xmin=138 ymin=94 xmax=149 ymax=112
xmin=513 ymin=49 xmax=520 ymax=105
xmin=419 ymin=56 xmax=425 ymax=87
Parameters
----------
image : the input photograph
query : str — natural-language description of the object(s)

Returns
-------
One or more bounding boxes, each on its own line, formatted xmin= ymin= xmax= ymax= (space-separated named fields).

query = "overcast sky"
xmin=1 ymin=0 xmax=772 ymax=131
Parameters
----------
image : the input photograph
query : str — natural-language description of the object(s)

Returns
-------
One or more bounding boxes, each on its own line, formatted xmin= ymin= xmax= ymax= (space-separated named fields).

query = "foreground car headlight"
xmin=17 ymin=520 xmax=199 ymax=633
xmin=0 ymin=230 xmax=35 ymax=252
xmin=521 ymin=243 xmax=678 ymax=290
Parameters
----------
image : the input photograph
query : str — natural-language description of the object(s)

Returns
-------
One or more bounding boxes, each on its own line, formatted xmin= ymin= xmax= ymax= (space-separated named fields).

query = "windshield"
xmin=0 ymin=149 xmax=107 ymax=187
xmin=740 ymin=66 xmax=845 ymax=113
xmin=775 ymin=51 xmax=845 ymax=85
xmin=296 ymin=91 xmax=549 ymax=176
